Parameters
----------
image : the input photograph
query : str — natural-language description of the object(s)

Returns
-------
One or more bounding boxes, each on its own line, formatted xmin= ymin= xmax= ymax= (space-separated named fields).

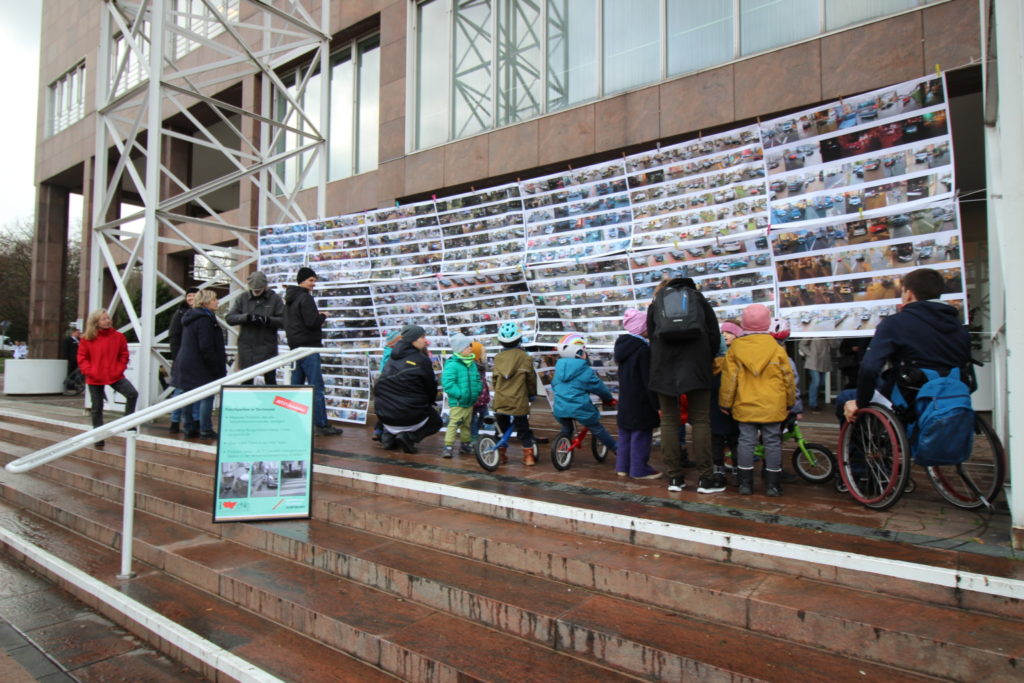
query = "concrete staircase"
xmin=0 ymin=412 xmax=1021 ymax=682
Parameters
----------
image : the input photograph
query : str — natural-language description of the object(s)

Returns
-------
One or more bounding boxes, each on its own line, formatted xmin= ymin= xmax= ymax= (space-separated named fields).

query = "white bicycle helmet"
xmin=556 ymin=332 xmax=587 ymax=359
xmin=768 ymin=317 xmax=791 ymax=341
xmin=497 ymin=321 xmax=523 ymax=344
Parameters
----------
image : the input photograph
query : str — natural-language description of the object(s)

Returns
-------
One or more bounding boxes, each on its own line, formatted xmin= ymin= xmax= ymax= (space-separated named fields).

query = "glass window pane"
xmin=330 ymin=52 xmax=354 ymax=180
xmin=546 ymin=0 xmax=598 ymax=112
xmin=452 ymin=0 xmax=493 ymax=139
xmin=416 ymin=0 xmax=449 ymax=148
xmin=496 ymin=0 xmax=541 ymax=126
xmin=357 ymin=36 xmax=380 ymax=173
xmin=667 ymin=0 xmax=734 ymax=76
xmin=825 ymin=0 xmax=920 ymax=32
xmin=740 ymin=0 xmax=819 ymax=55
xmin=301 ymin=70 xmax=322 ymax=190
xmin=603 ymin=0 xmax=661 ymax=95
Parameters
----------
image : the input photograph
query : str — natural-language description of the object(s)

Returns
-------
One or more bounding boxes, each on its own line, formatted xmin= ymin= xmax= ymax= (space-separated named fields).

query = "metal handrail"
xmin=5 ymin=346 xmax=331 ymax=474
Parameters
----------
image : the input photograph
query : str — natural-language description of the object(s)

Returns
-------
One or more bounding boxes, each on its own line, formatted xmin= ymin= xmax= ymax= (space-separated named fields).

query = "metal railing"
xmin=4 ymin=346 xmax=335 ymax=577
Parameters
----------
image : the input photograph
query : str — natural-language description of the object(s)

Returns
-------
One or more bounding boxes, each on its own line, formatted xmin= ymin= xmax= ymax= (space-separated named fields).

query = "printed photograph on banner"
xmin=439 ymin=269 xmax=535 ymax=348
xmin=367 ymin=200 xmax=442 ymax=279
xmin=370 ymin=277 xmax=447 ymax=346
xmin=526 ymin=256 xmax=636 ymax=349
xmin=308 ymin=214 xmax=372 ymax=281
xmin=436 ymin=184 xmax=527 ymax=272
xmin=322 ymin=354 xmax=371 ymax=424
xmin=784 ymin=291 xmax=965 ymax=337
xmin=761 ymin=75 xmax=946 ymax=149
xmin=318 ymin=283 xmax=379 ymax=349
xmin=258 ymin=223 xmax=309 ymax=289
xmin=521 ymin=159 xmax=632 ymax=264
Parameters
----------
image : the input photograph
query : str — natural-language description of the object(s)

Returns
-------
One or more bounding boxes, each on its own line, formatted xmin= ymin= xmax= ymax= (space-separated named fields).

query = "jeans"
xmin=616 ymin=427 xmax=656 ymax=477
xmin=557 ymin=417 xmax=617 ymax=452
xmin=737 ymin=421 xmax=783 ymax=470
xmin=291 ymin=353 xmax=328 ymax=428
xmin=658 ymin=389 xmax=712 ymax=479
xmin=88 ymin=379 xmax=139 ymax=430
xmin=806 ymin=369 xmax=826 ymax=409
xmin=470 ymin=405 xmax=489 ymax=440
xmin=494 ymin=414 xmax=534 ymax=447
xmin=170 ymin=387 xmax=199 ymax=423
xmin=184 ymin=395 xmax=216 ymax=435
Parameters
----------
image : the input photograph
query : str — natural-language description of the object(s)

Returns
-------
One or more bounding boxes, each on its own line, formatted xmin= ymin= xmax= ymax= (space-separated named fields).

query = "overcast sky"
xmin=0 ymin=3 xmax=41 ymax=230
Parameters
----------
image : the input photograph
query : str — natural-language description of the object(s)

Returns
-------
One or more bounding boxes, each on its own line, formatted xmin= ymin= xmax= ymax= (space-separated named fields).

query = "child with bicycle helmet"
xmin=491 ymin=321 xmax=538 ymax=465
xmin=551 ymin=333 xmax=618 ymax=455
xmin=613 ymin=310 xmax=660 ymax=479
xmin=719 ymin=304 xmax=796 ymax=497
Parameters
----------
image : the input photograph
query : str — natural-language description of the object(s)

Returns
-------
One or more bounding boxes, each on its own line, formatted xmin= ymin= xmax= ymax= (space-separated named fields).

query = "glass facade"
xmin=413 ymin=0 xmax=941 ymax=150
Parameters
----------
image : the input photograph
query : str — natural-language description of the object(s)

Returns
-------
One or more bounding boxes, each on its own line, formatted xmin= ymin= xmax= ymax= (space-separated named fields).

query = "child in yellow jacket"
xmin=719 ymin=304 xmax=796 ymax=497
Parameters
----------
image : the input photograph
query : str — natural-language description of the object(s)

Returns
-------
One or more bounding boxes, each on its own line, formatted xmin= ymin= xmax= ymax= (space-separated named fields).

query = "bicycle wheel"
xmin=591 ymin=435 xmax=609 ymax=462
xmin=791 ymin=442 xmax=836 ymax=483
xmin=551 ymin=435 xmax=574 ymax=471
xmin=474 ymin=435 xmax=501 ymax=472
xmin=838 ymin=404 xmax=910 ymax=511
xmin=926 ymin=414 xmax=1005 ymax=510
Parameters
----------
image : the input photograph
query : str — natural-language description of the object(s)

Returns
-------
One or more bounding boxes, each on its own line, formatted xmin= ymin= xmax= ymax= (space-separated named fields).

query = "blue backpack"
xmin=903 ymin=367 xmax=974 ymax=467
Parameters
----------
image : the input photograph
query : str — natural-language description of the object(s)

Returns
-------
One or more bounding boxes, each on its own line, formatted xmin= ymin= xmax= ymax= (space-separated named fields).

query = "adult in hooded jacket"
xmin=167 ymin=287 xmax=199 ymax=432
xmin=225 ymin=271 xmax=285 ymax=384
xmin=78 ymin=308 xmax=138 ymax=447
xmin=374 ymin=325 xmax=442 ymax=453
xmin=170 ymin=290 xmax=227 ymax=438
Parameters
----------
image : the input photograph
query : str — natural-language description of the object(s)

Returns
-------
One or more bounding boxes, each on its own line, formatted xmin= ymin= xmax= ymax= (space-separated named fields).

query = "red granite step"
xmin=2 ymin=444 xmax=1019 ymax=681
xmin=0 ymin=504 xmax=397 ymax=682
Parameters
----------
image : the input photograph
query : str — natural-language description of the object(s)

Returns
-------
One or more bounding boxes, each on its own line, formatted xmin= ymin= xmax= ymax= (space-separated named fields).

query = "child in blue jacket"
xmin=551 ymin=333 xmax=618 ymax=453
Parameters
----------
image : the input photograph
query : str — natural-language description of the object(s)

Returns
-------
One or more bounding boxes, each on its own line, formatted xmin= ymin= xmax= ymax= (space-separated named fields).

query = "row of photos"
xmin=258 ymin=75 xmax=966 ymax=424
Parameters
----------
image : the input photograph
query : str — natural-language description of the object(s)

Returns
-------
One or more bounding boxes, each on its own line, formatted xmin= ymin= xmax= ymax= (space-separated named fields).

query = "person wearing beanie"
xmin=167 ymin=286 xmax=201 ymax=433
xmin=440 ymin=333 xmax=483 ymax=458
xmin=225 ymin=270 xmax=285 ymax=386
xmin=613 ymin=309 xmax=660 ymax=479
xmin=719 ymin=305 xmax=796 ymax=497
xmin=720 ymin=321 xmax=744 ymax=342
xmin=374 ymin=323 xmax=442 ymax=454
xmin=468 ymin=341 xmax=491 ymax=444
xmin=284 ymin=267 xmax=341 ymax=437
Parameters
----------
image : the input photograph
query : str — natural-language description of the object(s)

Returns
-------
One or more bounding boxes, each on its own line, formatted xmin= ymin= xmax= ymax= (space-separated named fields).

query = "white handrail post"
xmin=118 ymin=430 xmax=138 ymax=579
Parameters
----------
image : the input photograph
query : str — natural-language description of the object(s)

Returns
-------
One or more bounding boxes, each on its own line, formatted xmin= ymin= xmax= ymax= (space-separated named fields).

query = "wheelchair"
xmin=837 ymin=400 xmax=1005 ymax=512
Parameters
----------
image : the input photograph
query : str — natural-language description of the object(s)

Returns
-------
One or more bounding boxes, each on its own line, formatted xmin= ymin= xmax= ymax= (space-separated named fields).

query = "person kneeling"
xmin=373 ymin=325 xmax=442 ymax=454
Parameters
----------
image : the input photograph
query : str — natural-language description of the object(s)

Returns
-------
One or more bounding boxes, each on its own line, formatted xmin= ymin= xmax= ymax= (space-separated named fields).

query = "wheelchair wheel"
xmin=551 ymin=435 xmax=574 ymax=471
xmin=838 ymin=404 xmax=910 ymax=510
xmin=791 ymin=442 xmax=836 ymax=483
xmin=474 ymin=435 xmax=501 ymax=472
xmin=926 ymin=414 xmax=1005 ymax=510
xmin=591 ymin=435 xmax=609 ymax=462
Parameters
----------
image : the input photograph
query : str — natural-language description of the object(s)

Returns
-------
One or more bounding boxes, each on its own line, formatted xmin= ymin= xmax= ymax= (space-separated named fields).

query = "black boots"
xmin=765 ymin=469 xmax=782 ymax=497
xmin=738 ymin=468 xmax=754 ymax=495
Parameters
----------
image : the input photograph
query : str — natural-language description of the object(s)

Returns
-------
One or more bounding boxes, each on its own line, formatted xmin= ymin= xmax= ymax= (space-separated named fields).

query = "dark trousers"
xmin=88 ymin=378 xmax=139 ymax=429
xmin=384 ymin=409 xmax=444 ymax=444
xmin=241 ymin=370 xmax=278 ymax=385
xmin=658 ymin=389 xmax=712 ymax=479
xmin=495 ymin=413 xmax=534 ymax=448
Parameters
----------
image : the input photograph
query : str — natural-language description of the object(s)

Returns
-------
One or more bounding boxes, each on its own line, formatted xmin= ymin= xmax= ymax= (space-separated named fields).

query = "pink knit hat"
xmin=623 ymin=309 xmax=647 ymax=336
xmin=720 ymin=321 xmax=744 ymax=338
xmin=741 ymin=304 xmax=771 ymax=333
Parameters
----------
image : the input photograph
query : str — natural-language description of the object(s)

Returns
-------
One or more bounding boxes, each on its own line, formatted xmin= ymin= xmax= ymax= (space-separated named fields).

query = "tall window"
xmin=276 ymin=35 xmax=381 ymax=191
xmin=48 ymin=62 xmax=87 ymax=136
xmin=413 ymin=0 xmax=940 ymax=150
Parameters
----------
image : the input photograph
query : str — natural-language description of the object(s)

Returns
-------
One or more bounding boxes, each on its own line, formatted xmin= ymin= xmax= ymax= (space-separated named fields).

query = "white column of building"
xmin=983 ymin=0 xmax=1024 ymax=549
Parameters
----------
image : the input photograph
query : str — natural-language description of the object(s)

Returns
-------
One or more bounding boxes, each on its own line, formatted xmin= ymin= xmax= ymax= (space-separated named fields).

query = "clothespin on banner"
xmin=935 ymin=64 xmax=942 ymax=77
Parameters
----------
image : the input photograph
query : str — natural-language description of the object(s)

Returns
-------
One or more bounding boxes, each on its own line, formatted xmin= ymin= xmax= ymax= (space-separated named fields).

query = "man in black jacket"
xmin=226 ymin=271 xmax=285 ymax=385
xmin=373 ymin=325 xmax=441 ymax=453
xmin=647 ymin=277 xmax=724 ymax=494
xmin=284 ymin=267 xmax=342 ymax=436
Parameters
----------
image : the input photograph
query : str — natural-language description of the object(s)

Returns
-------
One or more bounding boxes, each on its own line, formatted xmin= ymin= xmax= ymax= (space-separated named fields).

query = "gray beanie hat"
xmin=401 ymin=324 xmax=427 ymax=343
xmin=449 ymin=333 xmax=472 ymax=354
xmin=248 ymin=271 xmax=268 ymax=290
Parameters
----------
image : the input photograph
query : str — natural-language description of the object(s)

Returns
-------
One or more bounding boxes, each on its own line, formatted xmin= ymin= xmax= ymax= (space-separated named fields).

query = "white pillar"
xmin=982 ymin=0 xmax=1024 ymax=549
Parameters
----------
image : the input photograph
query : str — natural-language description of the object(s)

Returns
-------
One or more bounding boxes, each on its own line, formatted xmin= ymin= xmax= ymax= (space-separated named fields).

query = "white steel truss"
xmin=90 ymin=0 xmax=329 ymax=408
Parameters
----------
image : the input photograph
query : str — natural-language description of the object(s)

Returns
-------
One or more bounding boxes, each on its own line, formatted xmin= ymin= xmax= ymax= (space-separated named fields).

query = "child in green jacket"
xmin=441 ymin=333 xmax=483 ymax=458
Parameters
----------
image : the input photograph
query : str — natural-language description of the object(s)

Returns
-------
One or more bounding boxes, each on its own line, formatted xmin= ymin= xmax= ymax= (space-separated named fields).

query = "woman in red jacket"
xmin=77 ymin=309 xmax=139 ymax=447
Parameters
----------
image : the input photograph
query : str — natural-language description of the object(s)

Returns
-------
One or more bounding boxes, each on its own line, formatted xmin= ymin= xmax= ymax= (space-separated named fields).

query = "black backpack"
xmin=654 ymin=285 xmax=705 ymax=342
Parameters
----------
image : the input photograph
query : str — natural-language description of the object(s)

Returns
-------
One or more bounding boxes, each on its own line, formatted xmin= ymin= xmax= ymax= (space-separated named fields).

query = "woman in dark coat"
xmin=167 ymin=287 xmax=199 ymax=432
xmin=613 ymin=309 xmax=660 ymax=479
xmin=171 ymin=290 xmax=227 ymax=439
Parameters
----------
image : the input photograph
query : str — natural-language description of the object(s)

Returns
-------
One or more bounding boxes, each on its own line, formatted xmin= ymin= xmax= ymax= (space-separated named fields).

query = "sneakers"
xmin=314 ymin=425 xmax=343 ymax=436
xmin=94 ymin=440 xmax=105 ymax=449
xmin=667 ymin=476 xmax=685 ymax=492
xmin=523 ymin=447 xmax=536 ymax=466
xmin=616 ymin=471 xmax=627 ymax=477
xmin=168 ymin=421 xmax=180 ymax=434
xmin=460 ymin=443 xmax=474 ymax=455
xmin=396 ymin=432 xmax=418 ymax=454
xmin=697 ymin=472 xmax=727 ymax=494
xmin=441 ymin=445 xmax=454 ymax=459
xmin=632 ymin=471 xmax=662 ymax=480
xmin=200 ymin=430 xmax=219 ymax=440
xmin=380 ymin=432 xmax=397 ymax=450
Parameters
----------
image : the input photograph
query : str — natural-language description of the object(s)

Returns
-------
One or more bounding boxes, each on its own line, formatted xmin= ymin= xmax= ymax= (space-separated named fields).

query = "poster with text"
xmin=214 ymin=386 xmax=313 ymax=522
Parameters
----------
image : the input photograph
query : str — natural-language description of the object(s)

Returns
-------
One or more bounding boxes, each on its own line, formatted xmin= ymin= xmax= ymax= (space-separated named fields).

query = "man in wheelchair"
xmin=839 ymin=268 xmax=972 ymax=426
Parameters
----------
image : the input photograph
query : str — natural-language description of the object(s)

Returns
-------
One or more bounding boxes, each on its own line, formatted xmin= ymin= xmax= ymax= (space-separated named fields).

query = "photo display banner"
xmin=214 ymin=385 xmax=313 ymax=522
xmin=256 ymin=74 xmax=967 ymax=422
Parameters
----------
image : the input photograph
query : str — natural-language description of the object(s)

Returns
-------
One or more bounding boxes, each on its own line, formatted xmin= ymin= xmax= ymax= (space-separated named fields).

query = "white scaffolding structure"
xmin=89 ymin=0 xmax=330 ymax=408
